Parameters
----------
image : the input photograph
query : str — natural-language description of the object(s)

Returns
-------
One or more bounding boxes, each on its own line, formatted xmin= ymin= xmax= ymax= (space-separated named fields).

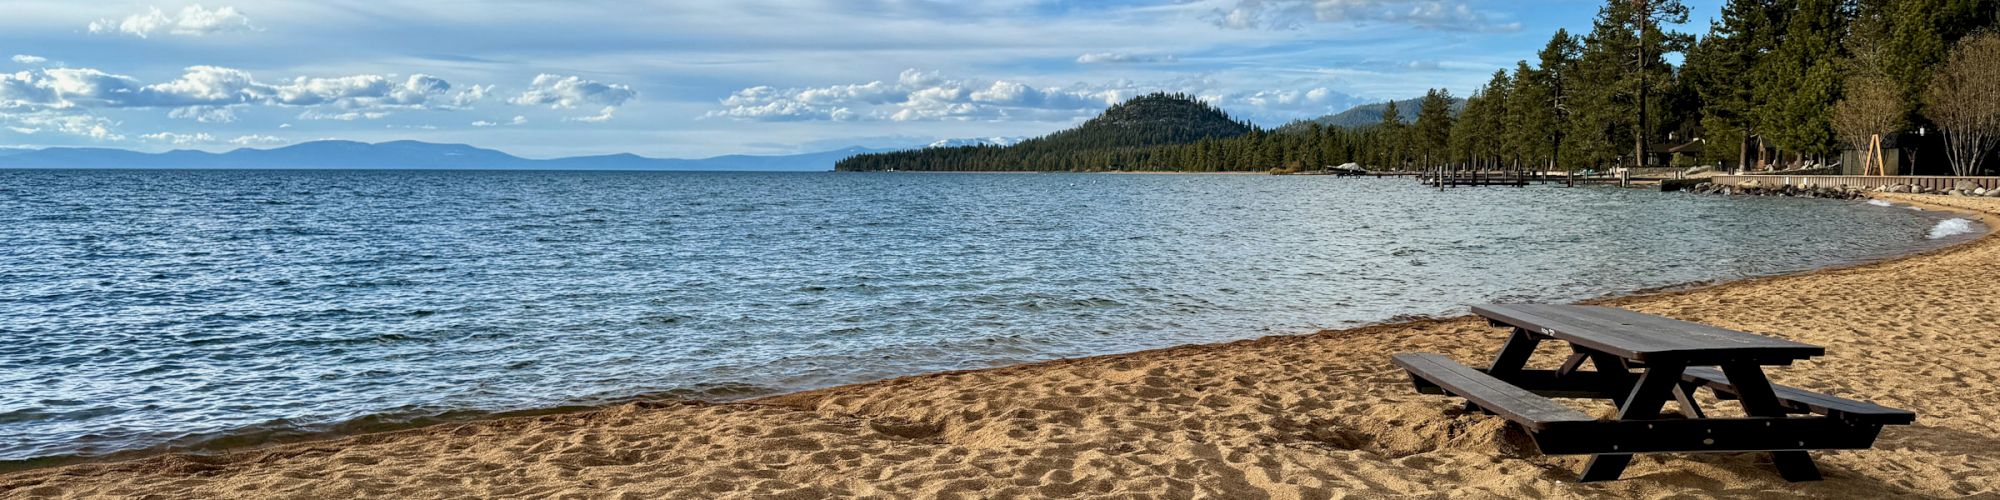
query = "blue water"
xmin=0 ymin=170 xmax=1973 ymax=462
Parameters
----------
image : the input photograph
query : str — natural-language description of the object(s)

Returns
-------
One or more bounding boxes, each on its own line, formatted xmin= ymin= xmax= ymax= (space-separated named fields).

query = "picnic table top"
xmin=1471 ymin=304 xmax=1826 ymax=364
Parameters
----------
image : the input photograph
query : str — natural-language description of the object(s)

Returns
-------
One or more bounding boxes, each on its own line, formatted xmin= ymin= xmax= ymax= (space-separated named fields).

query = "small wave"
xmin=1866 ymin=200 xmax=1894 ymax=207
xmin=1928 ymin=218 xmax=1977 ymax=239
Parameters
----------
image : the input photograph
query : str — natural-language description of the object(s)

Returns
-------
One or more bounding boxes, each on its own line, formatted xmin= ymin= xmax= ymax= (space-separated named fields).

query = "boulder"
xmin=1738 ymin=180 xmax=1764 ymax=190
xmin=1955 ymin=180 xmax=1980 ymax=192
xmin=1976 ymin=187 xmax=1989 ymax=196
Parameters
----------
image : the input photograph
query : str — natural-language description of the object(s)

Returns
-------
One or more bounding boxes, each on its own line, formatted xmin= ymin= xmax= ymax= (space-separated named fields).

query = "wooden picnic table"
xmin=1392 ymin=304 xmax=1913 ymax=482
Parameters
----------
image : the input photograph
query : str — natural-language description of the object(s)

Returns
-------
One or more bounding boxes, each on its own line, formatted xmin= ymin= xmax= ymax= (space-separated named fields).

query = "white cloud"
xmin=1 ymin=111 xmax=123 ymax=140
xmin=0 ymin=68 xmax=146 ymax=109
xmin=509 ymin=74 xmax=636 ymax=122
xmin=1 ymin=65 xmax=470 ymax=123
xmin=564 ymin=106 xmax=616 ymax=123
xmin=708 ymin=69 xmax=1128 ymax=123
xmin=1242 ymin=87 xmax=1335 ymax=107
xmin=1076 ymin=52 xmax=1177 ymax=64
xmin=472 ymin=115 xmax=527 ymax=127
xmin=297 ymin=109 xmax=391 ymax=121
xmin=136 ymin=130 xmax=282 ymax=147
xmin=230 ymin=134 xmax=285 ymax=146
xmin=1211 ymin=0 xmax=1516 ymax=32
xmin=89 ymin=5 xmax=255 ymax=38
xmin=168 ymin=105 xmax=237 ymax=123
xmin=452 ymin=84 xmax=494 ymax=107
xmin=10 ymin=55 xmax=46 ymax=65
xmin=706 ymin=69 xmax=1357 ymax=124
xmin=510 ymin=74 xmax=635 ymax=109
xmin=140 ymin=131 xmax=216 ymax=145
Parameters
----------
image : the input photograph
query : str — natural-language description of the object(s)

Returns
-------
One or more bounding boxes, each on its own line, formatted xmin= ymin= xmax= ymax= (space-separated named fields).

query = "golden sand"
xmin=5 ymin=193 xmax=1998 ymax=499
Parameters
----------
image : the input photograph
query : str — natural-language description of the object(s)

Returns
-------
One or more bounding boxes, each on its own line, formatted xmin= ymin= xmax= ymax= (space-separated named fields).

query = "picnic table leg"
xmin=1579 ymin=362 xmax=1687 ymax=482
xmin=1673 ymin=382 xmax=1707 ymax=419
xmin=1720 ymin=363 xmax=1823 ymax=482
xmin=1556 ymin=347 xmax=1589 ymax=376
xmin=1468 ymin=328 xmax=1542 ymax=413
xmin=1582 ymin=350 xmax=1636 ymax=406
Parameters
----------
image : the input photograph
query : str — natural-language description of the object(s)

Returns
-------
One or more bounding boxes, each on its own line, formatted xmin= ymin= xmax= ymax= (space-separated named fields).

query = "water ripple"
xmin=0 ymin=170 xmax=1973 ymax=463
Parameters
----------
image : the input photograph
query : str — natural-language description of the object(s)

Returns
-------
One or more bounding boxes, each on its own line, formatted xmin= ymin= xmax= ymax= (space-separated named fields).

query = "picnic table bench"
xmin=1391 ymin=304 xmax=1913 ymax=482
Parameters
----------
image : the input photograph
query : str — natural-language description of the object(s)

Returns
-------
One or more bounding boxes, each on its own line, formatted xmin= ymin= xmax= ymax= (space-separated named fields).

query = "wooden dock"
xmin=1299 ymin=167 xmax=1422 ymax=177
xmin=1415 ymin=168 xmax=1661 ymax=189
xmin=1419 ymin=170 xmax=1533 ymax=187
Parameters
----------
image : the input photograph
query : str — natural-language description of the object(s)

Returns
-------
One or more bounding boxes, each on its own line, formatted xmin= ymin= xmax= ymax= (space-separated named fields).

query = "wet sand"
xmin=5 ymin=193 xmax=1998 ymax=499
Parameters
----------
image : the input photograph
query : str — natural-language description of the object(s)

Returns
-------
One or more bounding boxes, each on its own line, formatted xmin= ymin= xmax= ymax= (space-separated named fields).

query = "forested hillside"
xmin=835 ymin=91 xmax=1441 ymax=173
xmin=836 ymin=93 xmax=1255 ymax=171
xmin=841 ymin=0 xmax=2000 ymax=175
xmin=1277 ymin=98 xmax=1457 ymax=131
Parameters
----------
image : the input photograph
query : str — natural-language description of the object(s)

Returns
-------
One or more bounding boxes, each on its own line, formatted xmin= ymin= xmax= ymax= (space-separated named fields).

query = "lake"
xmin=0 ymin=170 xmax=1975 ymax=463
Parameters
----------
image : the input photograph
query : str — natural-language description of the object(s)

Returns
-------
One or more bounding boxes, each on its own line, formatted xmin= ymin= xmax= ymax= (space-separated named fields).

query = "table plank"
xmin=1391 ymin=353 xmax=1597 ymax=430
xmin=1472 ymin=304 xmax=1824 ymax=364
xmin=1682 ymin=367 xmax=1915 ymax=424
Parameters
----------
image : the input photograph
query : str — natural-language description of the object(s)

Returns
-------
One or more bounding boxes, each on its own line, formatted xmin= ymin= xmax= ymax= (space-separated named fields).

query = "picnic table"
xmin=1391 ymin=304 xmax=1914 ymax=482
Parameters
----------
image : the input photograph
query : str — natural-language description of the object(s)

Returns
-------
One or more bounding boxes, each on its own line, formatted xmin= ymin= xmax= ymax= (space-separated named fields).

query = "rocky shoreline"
xmin=1683 ymin=178 xmax=2000 ymax=200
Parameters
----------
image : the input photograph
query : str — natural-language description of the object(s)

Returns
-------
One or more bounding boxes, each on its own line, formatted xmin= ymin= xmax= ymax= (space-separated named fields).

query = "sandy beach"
xmin=4 ymin=193 xmax=1998 ymax=499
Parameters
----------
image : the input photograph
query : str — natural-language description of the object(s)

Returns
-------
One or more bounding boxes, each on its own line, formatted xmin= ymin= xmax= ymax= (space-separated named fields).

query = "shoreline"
xmin=840 ymin=170 xmax=1271 ymax=174
xmin=7 ymin=194 xmax=2000 ymax=498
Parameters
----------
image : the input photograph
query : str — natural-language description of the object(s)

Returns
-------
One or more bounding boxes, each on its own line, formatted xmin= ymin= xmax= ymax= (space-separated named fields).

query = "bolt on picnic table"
xmin=1391 ymin=304 xmax=1914 ymax=482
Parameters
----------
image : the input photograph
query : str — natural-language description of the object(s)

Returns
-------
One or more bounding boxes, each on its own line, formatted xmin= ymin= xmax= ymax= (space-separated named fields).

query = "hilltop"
xmin=836 ymin=93 xmax=1252 ymax=172
xmin=1277 ymin=97 xmax=1465 ymax=131
xmin=1035 ymin=92 xmax=1254 ymax=148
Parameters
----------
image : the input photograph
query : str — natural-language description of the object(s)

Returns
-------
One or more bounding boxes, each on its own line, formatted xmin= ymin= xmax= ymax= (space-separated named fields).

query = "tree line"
xmin=840 ymin=0 xmax=2000 ymax=175
xmin=1373 ymin=0 xmax=1999 ymax=175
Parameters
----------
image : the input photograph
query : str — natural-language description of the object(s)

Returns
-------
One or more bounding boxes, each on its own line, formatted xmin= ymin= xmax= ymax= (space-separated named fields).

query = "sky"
xmin=0 ymin=0 xmax=1723 ymax=159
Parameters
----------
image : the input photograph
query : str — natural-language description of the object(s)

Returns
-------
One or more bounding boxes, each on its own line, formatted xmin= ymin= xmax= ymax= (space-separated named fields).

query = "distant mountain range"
xmin=1279 ymin=97 xmax=1467 ymax=130
xmin=0 ymin=98 xmax=1465 ymax=172
xmin=926 ymin=136 xmax=1027 ymax=148
xmin=0 ymin=140 xmax=895 ymax=171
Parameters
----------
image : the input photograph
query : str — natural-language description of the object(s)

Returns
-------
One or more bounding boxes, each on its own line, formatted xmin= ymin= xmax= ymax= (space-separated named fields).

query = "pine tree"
xmin=1538 ymin=30 xmax=1583 ymax=170
xmin=1755 ymin=0 xmax=1847 ymax=164
xmin=1506 ymin=61 xmax=1555 ymax=169
xmin=1478 ymin=70 xmax=1513 ymax=169
xmin=1376 ymin=100 xmax=1406 ymax=169
xmin=1574 ymin=0 xmax=1692 ymax=169
xmin=1449 ymin=92 xmax=1482 ymax=167
xmin=1685 ymin=0 xmax=1784 ymax=170
xmin=1414 ymin=89 xmax=1456 ymax=169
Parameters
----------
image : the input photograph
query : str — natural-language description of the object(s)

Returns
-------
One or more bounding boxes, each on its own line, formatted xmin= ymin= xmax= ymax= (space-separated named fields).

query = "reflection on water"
xmin=0 ymin=170 xmax=1971 ymax=462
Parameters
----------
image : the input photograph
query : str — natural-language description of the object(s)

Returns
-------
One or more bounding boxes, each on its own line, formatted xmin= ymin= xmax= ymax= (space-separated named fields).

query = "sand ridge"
xmin=4 ymin=194 xmax=1998 ymax=499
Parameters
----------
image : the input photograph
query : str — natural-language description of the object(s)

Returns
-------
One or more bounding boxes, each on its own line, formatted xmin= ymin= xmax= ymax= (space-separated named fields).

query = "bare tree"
xmin=1927 ymin=33 xmax=2000 ymax=177
xmin=1833 ymin=74 xmax=1902 ymax=174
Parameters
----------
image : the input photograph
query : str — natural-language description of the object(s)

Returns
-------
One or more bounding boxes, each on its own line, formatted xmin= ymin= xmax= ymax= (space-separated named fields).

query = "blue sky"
xmin=1 ymin=0 xmax=1721 ymax=158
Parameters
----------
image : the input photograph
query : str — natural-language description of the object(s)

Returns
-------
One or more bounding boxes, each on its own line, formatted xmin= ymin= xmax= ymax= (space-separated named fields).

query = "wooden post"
xmin=1864 ymin=135 xmax=1880 ymax=178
